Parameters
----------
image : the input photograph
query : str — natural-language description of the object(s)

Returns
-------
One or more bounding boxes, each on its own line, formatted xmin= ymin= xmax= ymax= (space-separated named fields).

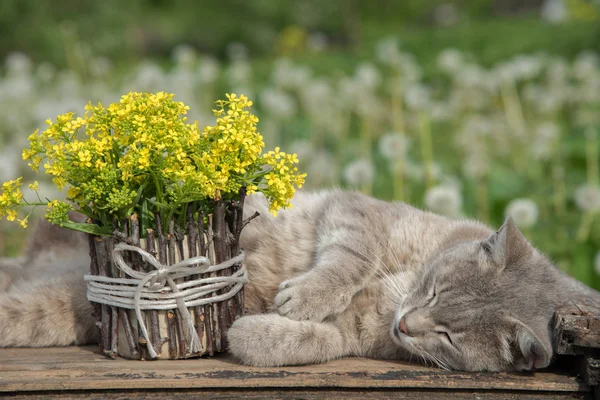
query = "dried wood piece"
xmin=554 ymin=301 xmax=600 ymax=355
xmin=87 ymin=233 xmax=103 ymax=353
xmin=168 ymin=219 xmax=188 ymax=357
xmin=214 ymin=200 xmax=229 ymax=351
xmin=206 ymin=213 xmax=217 ymax=355
xmin=145 ymin=228 xmax=160 ymax=358
xmin=582 ymin=357 xmax=600 ymax=387
xmin=187 ymin=206 xmax=205 ymax=355
xmin=198 ymin=211 xmax=206 ymax=257
xmin=118 ymin=308 xmax=139 ymax=358
xmin=93 ymin=237 xmax=114 ymax=358
xmin=166 ymin=311 xmax=178 ymax=358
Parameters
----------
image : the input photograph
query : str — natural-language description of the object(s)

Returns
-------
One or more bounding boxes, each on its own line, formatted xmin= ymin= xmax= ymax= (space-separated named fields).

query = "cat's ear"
xmin=484 ymin=217 xmax=532 ymax=268
xmin=506 ymin=317 xmax=552 ymax=371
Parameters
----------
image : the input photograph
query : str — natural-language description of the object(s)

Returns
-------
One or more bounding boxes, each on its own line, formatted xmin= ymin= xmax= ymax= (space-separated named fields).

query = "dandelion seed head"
xmin=343 ymin=159 xmax=375 ymax=188
xmin=594 ymin=251 xmax=600 ymax=276
xmin=197 ymin=57 xmax=220 ymax=84
xmin=437 ymin=48 xmax=463 ymax=74
xmin=355 ymin=62 xmax=381 ymax=90
xmin=375 ymin=37 xmax=401 ymax=66
xmin=505 ymin=198 xmax=539 ymax=228
xmin=172 ymin=44 xmax=197 ymax=68
xmin=574 ymin=184 xmax=600 ymax=212
xmin=424 ymin=184 xmax=463 ymax=218
xmin=541 ymin=0 xmax=568 ymax=24
xmin=260 ymin=87 xmax=297 ymax=120
xmin=5 ymin=52 xmax=33 ymax=76
xmin=404 ymin=83 xmax=430 ymax=110
xmin=378 ymin=133 xmax=410 ymax=160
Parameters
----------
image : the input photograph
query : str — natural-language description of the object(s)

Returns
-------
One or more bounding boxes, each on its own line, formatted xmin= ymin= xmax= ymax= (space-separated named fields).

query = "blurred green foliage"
xmin=1 ymin=0 xmax=599 ymax=68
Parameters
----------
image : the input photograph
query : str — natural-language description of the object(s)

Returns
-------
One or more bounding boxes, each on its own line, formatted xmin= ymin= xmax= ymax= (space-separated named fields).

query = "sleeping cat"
xmin=0 ymin=190 xmax=595 ymax=371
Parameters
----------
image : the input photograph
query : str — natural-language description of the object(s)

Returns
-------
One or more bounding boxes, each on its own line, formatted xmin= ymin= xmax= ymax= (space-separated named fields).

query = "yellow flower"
xmin=18 ymin=216 xmax=28 ymax=228
xmin=28 ymin=181 xmax=39 ymax=191
xmin=6 ymin=209 xmax=17 ymax=221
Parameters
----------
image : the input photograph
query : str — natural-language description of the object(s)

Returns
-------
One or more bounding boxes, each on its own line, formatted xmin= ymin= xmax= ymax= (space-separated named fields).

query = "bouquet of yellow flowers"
xmin=0 ymin=92 xmax=305 ymax=360
xmin=2 ymin=92 xmax=304 ymax=234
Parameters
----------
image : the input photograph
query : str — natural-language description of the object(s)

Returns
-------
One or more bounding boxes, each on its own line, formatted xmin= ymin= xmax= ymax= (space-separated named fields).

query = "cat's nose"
xmin=399 ymin=316 xmax=410 ymax=336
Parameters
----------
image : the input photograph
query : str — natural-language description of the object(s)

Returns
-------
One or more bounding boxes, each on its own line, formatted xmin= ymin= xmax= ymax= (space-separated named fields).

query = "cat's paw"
xmin=227 ymin=314 xmax=344 ymax=367
xmin=274 ymin=275 xmax=351 ymax=322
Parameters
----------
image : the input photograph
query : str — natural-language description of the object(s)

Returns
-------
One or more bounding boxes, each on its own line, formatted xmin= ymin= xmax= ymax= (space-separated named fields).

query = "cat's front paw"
xmin=227 ymin=314 xmax=344 ymax=367
xmin=274 ymin=275 xmax=351 ymax=322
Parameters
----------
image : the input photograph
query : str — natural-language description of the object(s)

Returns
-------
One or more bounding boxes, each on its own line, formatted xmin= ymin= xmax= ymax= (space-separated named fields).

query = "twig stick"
xmin=213 ymin=199 xmax=228 ymax=350
xmin=87 ymin=233 xmax=103 ymax=353
xmin=143 ymin=228 xmax=161 ymax=358
xmin=118 ymin=308 xmax=139 ymax=358
xmin=206 ymin=213 xmax=216 ymax=355
xmin=166 ymin=311 xmax=178 ymax=358
xmin=94 ymin=237 xmax=113 ymax=358
xmin=188 ymin=206 xmax=205 ymax=355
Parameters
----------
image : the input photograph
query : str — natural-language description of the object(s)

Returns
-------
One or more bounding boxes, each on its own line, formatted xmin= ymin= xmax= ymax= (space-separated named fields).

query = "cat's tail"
xmin=0 ymin=272 xmax=97 ymax=347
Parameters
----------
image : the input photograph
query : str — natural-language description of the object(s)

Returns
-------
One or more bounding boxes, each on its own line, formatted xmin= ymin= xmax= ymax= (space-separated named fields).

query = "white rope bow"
xmin=85 ymin=243 xmax=246 ymax=359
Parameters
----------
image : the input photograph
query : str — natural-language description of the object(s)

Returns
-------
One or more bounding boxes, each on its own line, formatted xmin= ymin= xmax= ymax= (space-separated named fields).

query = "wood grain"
xmin=0 ymin=346 xmax=588 ymax=395
xmin=554 ymin=300 xmax=600 ymax=355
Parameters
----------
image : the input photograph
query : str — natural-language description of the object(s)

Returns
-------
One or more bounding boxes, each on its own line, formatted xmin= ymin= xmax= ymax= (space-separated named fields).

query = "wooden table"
xmin=0 ymin=345 xmax=592 ymax=399
xmin=1 ymin=300 xmax=599 ymax=399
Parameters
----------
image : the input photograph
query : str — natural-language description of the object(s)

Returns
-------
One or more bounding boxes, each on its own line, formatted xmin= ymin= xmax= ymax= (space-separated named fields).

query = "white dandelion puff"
xmin=172 ymin=44 xmax=197 ymax=68
xmin=404 ymin=83 xmax=430 ymax=110
xmin=260 ymin=87 xmax=297 ymax=120
xmin=343 ymin=159 xmax=375 ymax=188
xmin=594 ymin=251 xmax=600 ymax=276
xmin=437 ymin=48 xmax=463 ymax=74
xmin=574 ymin=184 xmax=600 ymax=212
xmin=378 ymin=133 xmax=410 ymax=160
xmin=505 ymin=198 xmax=539 ymax=228
xmin=355 ymin=62 xmax=381 ymax=90
xmin=424 ymin=185 xmax=463 ymax=218
xmin=196 ymin=57 xmax=220 ymax=84
xmin=541 ymin=0 xmax=568 ymax=23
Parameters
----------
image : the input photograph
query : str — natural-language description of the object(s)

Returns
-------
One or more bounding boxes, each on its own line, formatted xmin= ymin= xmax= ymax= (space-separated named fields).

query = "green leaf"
xmin=60 ymin=221 xmax=113 ymax=236
xmin=146 ymin=197 xmax=170 ymax=209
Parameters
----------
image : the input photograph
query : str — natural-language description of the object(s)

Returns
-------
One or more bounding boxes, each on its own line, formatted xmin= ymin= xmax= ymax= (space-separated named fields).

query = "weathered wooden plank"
xmin=0 ymin=346 xmax=588 ymax=394
xmin=581 ymin=357 xmax=600 ymax=387
xmin=0 ymin=389 xmax=591 ymax=400
xmin=554 ymin=301 xmax=600 ymax=355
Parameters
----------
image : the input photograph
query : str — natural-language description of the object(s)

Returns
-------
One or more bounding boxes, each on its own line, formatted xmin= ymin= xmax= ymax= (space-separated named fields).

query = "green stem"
xmin=576 ymin=210 xmax=595 ymax=243
xmin=391 ymin=162 xmax=404 ymax=201
xmin=476 ymin=176 xmax=489 ymax=223
xmin=391 ymin=79 xmax=405 ymax=134
xmin=500 ymin=82 xmax=528 ymax=173
xmin=418 ymin=112 xmax=434 ymax=189
xmin=552 ymin=164 xmax=567 ymax=217
xmin=360 ymin=115 xmax=372 ymax=160
xmin=586 ymin=127 xmax=599 ymax=186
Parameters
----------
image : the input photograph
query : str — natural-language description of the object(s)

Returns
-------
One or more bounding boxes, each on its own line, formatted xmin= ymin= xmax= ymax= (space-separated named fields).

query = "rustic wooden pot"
xmin=87 ymin=195 xmax=249 ymax=360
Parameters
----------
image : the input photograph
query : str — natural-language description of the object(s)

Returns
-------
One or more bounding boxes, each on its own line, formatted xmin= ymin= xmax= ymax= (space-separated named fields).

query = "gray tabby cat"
xmin=0 ymin=190 xmax=595 ymax=371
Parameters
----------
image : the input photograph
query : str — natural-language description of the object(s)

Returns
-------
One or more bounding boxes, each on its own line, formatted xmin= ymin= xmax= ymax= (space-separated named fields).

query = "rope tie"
xmin=85 ymin=242 xmax=246 ymax=359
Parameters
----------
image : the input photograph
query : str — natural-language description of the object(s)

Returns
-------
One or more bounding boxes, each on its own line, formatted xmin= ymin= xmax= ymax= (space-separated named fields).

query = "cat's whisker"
xmin=365 ymin=243 xmax=408 ymax=299
xmin=357 ymin=245 xmax=406 ymax=301
xmin=380 ymin=245 xmax=410 ymax=296
xmin=422 ymin=349 xmax=451 ymax=371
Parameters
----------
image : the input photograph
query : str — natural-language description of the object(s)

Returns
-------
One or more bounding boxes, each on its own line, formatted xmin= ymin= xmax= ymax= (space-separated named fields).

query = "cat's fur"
xmin=0 ymin=190 xmax=595 ymax=371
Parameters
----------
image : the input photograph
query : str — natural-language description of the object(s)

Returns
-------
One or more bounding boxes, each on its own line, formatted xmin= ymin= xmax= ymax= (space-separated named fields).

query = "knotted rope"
xmin=85 ymin=243 xmax=246 ymax=358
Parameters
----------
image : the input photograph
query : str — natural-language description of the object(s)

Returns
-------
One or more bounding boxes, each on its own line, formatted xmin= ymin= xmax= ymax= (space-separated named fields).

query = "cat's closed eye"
xmin=435 ymin=330 xmax=454 ymax=346
xmin=427 ymin=286 xmax=439 ymax=306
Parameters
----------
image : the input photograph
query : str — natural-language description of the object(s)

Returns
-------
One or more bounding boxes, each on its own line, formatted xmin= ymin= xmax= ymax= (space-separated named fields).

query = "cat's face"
xmin=390 ymin=218 xmax=556 ymax=372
